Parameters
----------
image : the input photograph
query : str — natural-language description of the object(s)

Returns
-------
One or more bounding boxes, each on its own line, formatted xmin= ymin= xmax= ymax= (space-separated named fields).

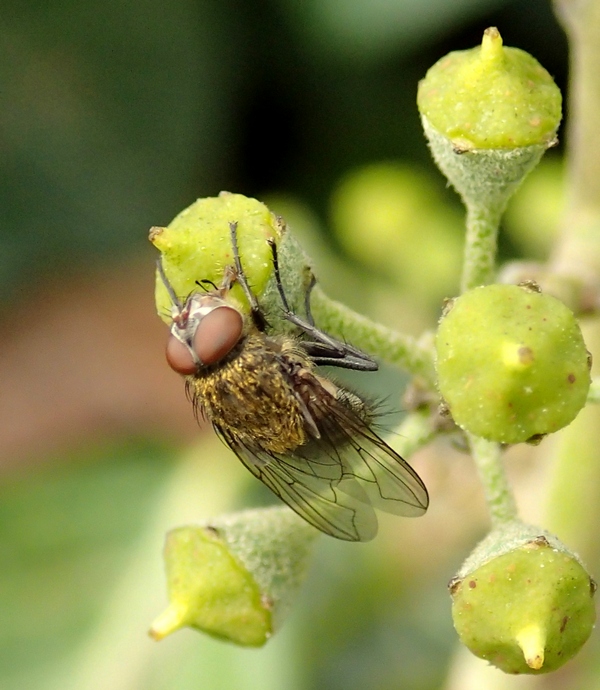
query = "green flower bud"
xmin=150 ymin=191 xmax=312 ymax=331
xmin=418 ymin=27 xmax=561 ymax=150
xmin=417 ymin=28 xmax=562 ymax=207
xmin=451 ymin=525 xmax=596 ymax=674
xmin=436 ymin=284 xmax=590 ymax=444
xmin=149 ymin=507 xmax=318 ymax=646
xmin=150 ymin=192 xmax=278 ymax=324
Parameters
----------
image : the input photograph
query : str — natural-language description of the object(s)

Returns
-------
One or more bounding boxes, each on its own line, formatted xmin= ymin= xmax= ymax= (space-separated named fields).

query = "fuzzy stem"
xmin=310 ymin=286 xmax=436 ymax=385
xmin=390 ymin=409 xmax=438 ymax=458
xmin=460 ymin=202 xmax=503 ymax=292
xmin=467 ymin=433 xmax=519 ymax=526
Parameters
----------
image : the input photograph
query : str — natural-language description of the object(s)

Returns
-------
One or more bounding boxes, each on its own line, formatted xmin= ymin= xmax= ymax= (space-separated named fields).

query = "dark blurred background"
xmin=0 ymin=1 xmax=572 ymax=689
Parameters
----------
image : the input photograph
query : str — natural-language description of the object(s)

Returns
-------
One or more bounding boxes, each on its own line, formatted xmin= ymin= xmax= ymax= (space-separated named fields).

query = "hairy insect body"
xmin=157 ymin=222 xmax=429 ymax=541
xmin=189 ymin=334 xmax=312 ymax=455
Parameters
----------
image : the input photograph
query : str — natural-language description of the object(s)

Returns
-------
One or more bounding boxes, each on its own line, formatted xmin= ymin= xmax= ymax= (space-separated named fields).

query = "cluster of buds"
xmin=420 ymin=28 xmax=595 ymax=674
xmin=145 ymin=25 xmax=595 ymax=679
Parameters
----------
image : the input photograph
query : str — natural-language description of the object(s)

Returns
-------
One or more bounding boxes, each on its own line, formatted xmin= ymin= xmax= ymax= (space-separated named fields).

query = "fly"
xmin=157 ymin=223 xmax=428 ymax=541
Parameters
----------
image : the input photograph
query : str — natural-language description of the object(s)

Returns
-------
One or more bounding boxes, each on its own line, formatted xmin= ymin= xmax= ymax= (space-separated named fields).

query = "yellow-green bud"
xmin=150 ymin=192 xmax=279 ymax=324
xmin=329 ymin=162 xmax=463 ymax=302
xmin=150 ymin=192 xmax=313 ymax=331
xmin=417 ymin=28 xmax=562 ymax=208
xmin=451 ymin=529 xmax=596 ymax=674
xmin=149 ymin=507 xmax=318 ymax=646
xmin=436 ymin=283 xmax=590 ymax=444
xmin=418 ymin=27 xmax=561 ymax=150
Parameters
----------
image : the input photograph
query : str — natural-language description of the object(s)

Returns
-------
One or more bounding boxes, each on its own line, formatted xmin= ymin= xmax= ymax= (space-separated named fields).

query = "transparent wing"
xmin=297 ymin=390 xmax=429 ymax=518
xmin=213 ymin=374 xmax=428 ymax=542
xmin=216 ymin=425 xmax=378 ymax=541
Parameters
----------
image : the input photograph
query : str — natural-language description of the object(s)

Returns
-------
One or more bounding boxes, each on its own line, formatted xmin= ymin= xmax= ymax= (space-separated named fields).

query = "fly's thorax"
xmin=166 ymin=292 xmax=245 ymax=375
xmin=190 ymin=333 xmax=312 ymax=454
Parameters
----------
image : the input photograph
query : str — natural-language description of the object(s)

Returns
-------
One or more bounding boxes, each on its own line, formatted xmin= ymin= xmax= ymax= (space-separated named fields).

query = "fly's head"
xmin=158 ymin=260 xmax=244 ymax=376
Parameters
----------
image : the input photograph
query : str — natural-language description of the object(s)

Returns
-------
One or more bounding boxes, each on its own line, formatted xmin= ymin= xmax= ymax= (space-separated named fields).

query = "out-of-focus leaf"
xmin=0 ymin=0 xmax=244 ymax=297
xmin=0 ymin=441 xmax=173 ymax=688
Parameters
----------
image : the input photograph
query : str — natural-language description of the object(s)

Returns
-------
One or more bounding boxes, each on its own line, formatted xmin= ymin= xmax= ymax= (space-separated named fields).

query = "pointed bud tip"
xmin=481 ymin=27 xmax=503 ymax=61
xmin=149 ymin=604 xmax=187 ymax=641
xmin=516 ymin=624 xmax=546 ymax=670
xmin=418 ymin=27 xmax=561 ymax=150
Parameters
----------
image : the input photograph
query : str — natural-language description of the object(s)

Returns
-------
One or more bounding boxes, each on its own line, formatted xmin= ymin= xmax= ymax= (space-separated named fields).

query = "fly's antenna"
xmin=156 ymin=258 xmax=184 ymax=312
xmin=196 ymin=278 xmax=219 ymax=292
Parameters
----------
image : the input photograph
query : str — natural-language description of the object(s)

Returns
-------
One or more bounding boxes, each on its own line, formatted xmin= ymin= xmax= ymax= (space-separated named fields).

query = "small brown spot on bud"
xmin=518 ymin=346 xmax=535 ymax=365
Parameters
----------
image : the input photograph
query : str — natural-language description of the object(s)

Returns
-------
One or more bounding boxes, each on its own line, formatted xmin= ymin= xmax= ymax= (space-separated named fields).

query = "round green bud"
xmin=150 ymin=191 xmax=314 ymax=333
xmin=149 ymin=507 xmax=318 ymax=646
xmin=418 ymin=27 xmax=561 ymax=150
xmin=435 ymin=284 xmax=590 ymax=444
xmin=150 ymin=192 xmax=280 ymax=324
xmin=451 ymin=534 xmax=596 ymax=674
xmin=418 ymin=28 xmax=562 ymax=209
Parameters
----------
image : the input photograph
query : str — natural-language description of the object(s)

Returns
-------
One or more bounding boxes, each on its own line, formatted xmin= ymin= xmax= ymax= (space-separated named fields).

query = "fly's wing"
xmin=213 ymin=374 xmax=428 ymax=541
xmin=297 ymin=390 xmax=429 ymax=518
xmin=215 ymin=425 xmax=378 ymax=541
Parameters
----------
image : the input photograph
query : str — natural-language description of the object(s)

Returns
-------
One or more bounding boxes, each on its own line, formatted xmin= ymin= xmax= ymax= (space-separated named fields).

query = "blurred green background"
xmin=0 ymin=1 xmax=576 ymax=689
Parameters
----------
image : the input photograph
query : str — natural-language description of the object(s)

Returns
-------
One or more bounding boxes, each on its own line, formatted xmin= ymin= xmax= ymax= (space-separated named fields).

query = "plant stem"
xmin=546 ymin=0 xmax=600 ymax=570
xmin=467 ymin=433 xmax=518 ymax=526
xmin=390 ymin=409 xmax=438 ymax=458
xmin=460 ymin=202 xmax=504 ymax=292
xmin=310 ymin=285 xmax=437 ymax=386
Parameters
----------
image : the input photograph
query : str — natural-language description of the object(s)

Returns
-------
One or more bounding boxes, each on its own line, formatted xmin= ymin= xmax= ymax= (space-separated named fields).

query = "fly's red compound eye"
xmin=166 ymin=303 xmax=243 ymax=375
xmin=166 ymin=334 xmax=197 ymax=375
xmin=193 ymin=305 xmax=243 ymax=366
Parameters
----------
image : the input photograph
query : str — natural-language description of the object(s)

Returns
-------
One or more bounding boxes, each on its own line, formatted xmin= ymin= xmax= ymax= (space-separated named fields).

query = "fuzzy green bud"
xmin=418 ymin=27 xmax=561 ymax=150
xmin=150 ymin=191 xmax=313 ymax=332
xmin=435 ymin=284 xmax=591 ymax=444
xmin=150 ymin=192 xmax=278 ymax=323
xmin=149 ymin=507 xmax=318 ymax=646
xmin=417 ymin=28 xmax=562 ymax=208
xmin=451 ymin=525 xmax=596 ymax=674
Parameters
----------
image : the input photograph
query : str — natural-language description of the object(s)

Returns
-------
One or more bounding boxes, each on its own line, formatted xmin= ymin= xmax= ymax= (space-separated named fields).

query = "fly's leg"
xmin=157 ymin=258 xmax=185 ymax=312
xmin=229 ymin=222 xmax=269 ymax=332
xmin=267 ymin=238 xmax=378 ymax=372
